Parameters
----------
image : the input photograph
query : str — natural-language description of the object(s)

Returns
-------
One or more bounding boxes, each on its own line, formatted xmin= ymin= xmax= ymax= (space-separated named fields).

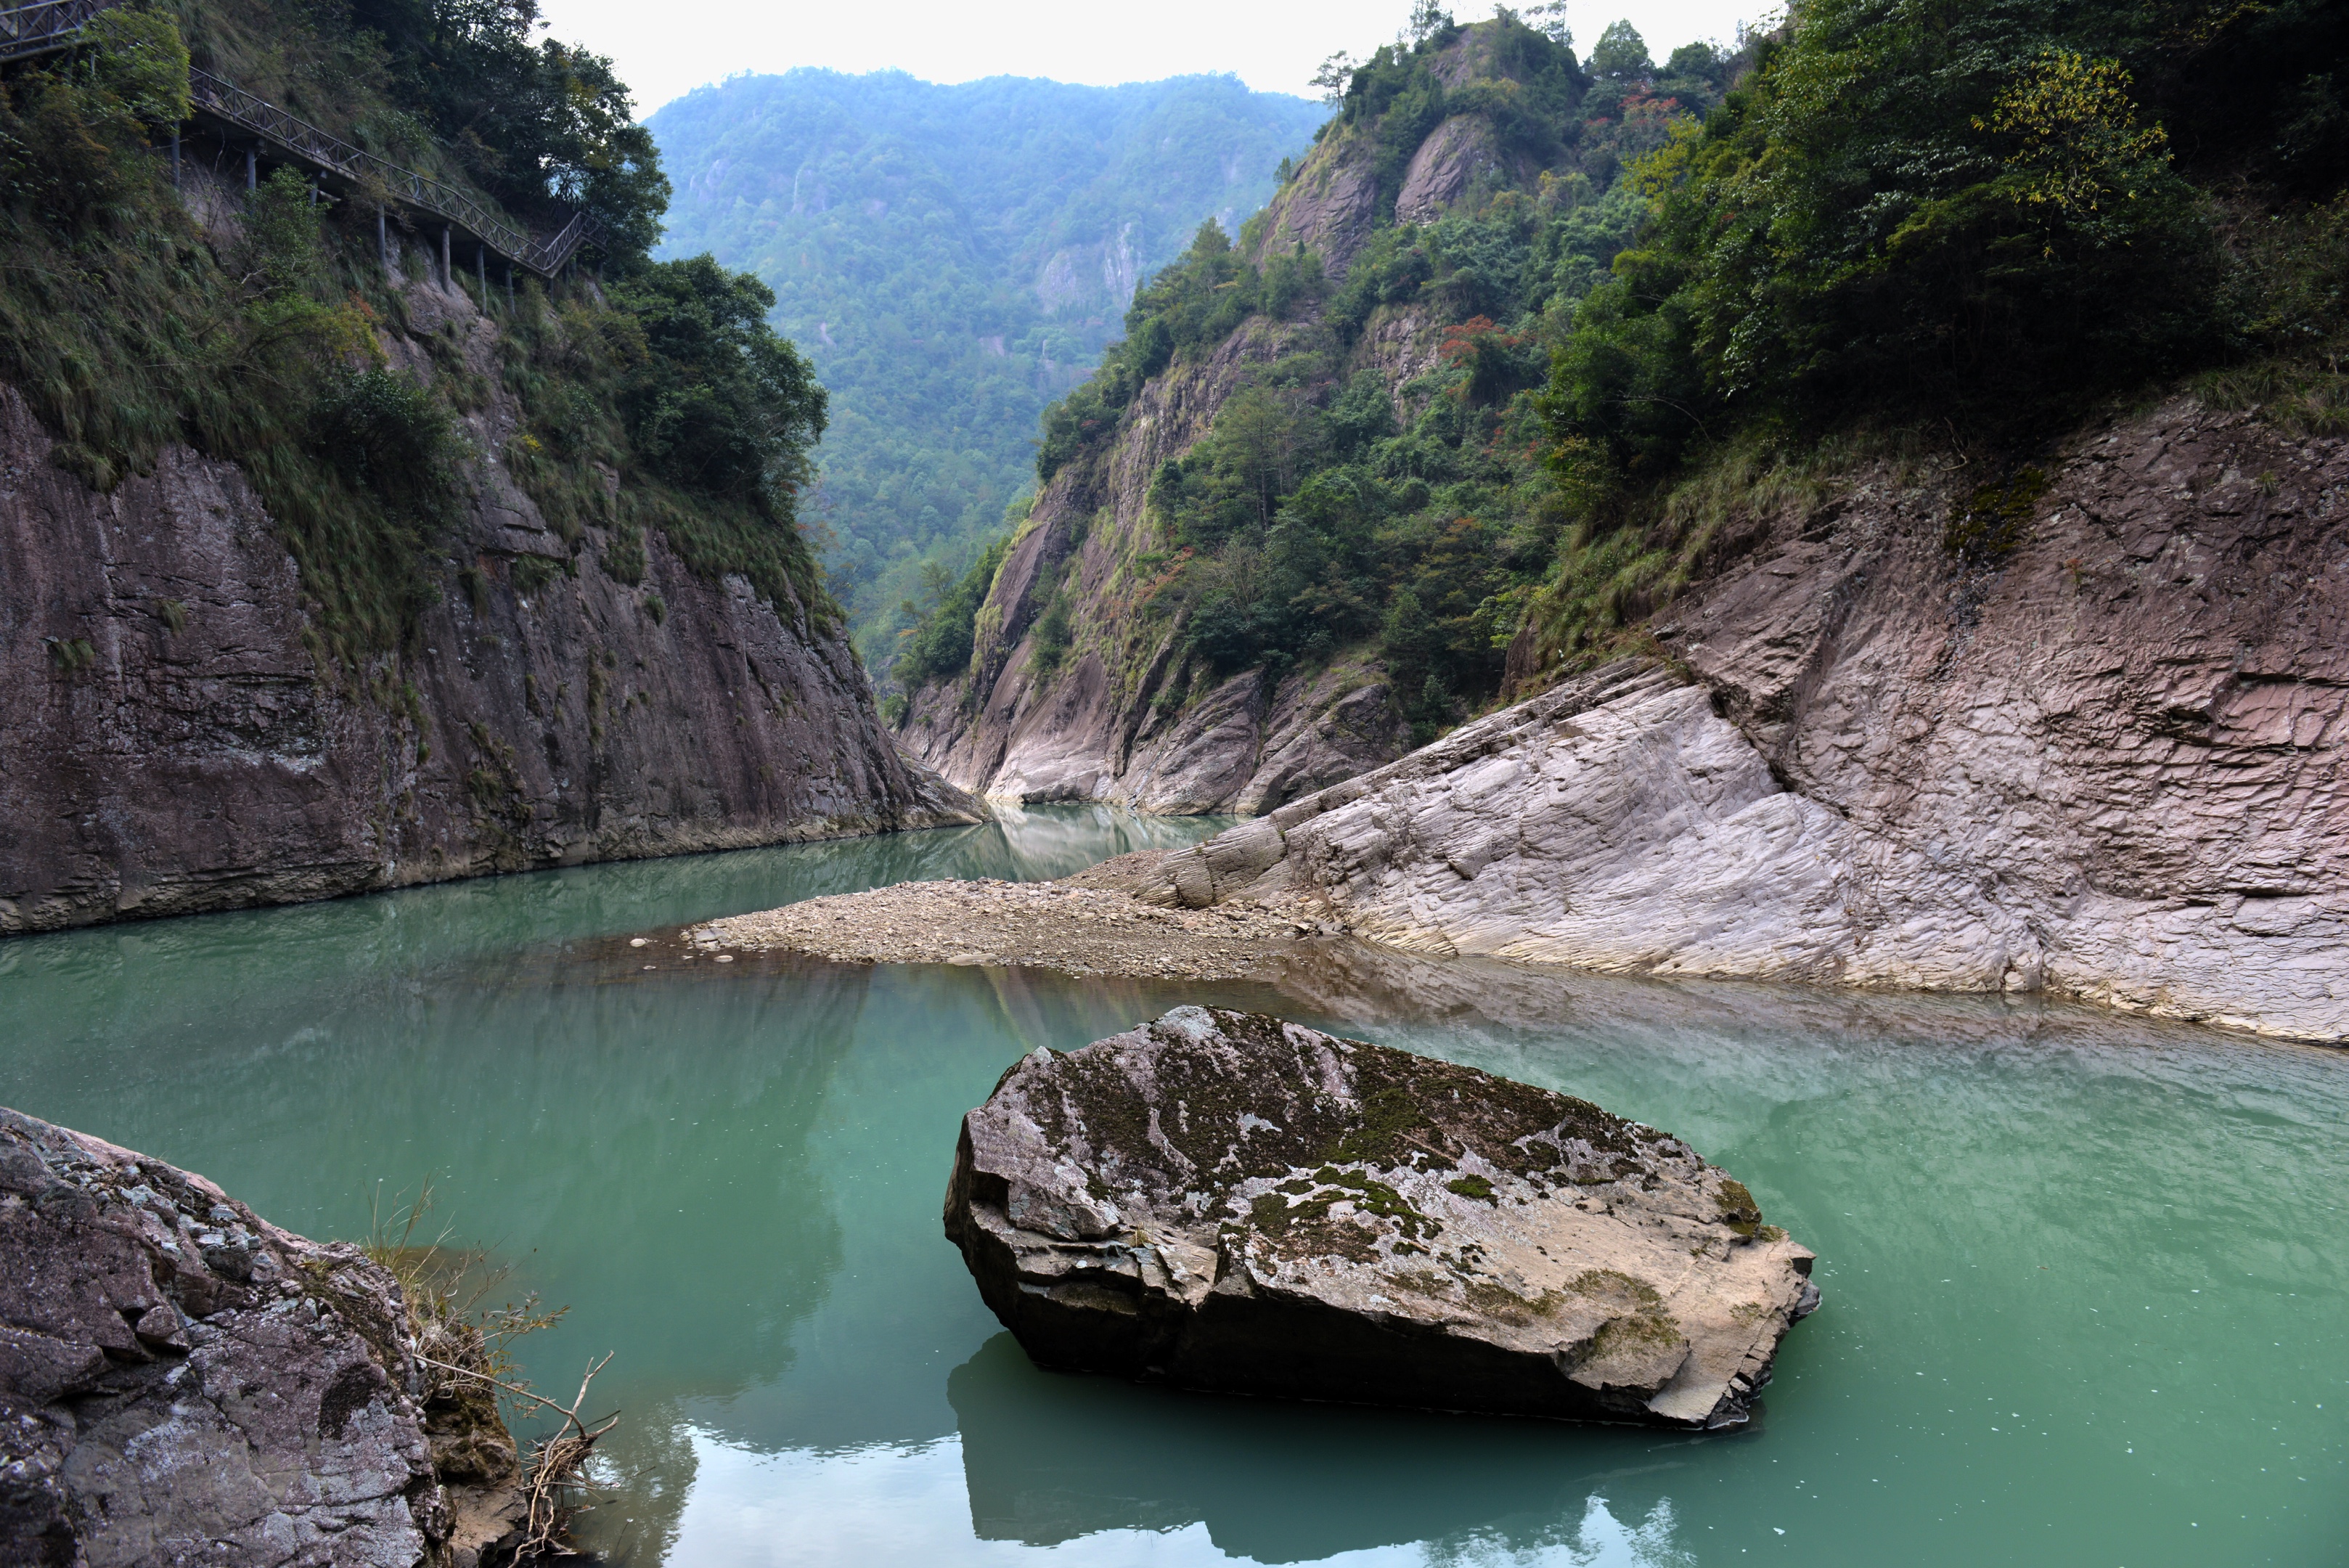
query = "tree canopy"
xmin=347 ymin=0 xmax=669 ymax=256
xmin=1545 ymin=0 xmax=2348 ymax=481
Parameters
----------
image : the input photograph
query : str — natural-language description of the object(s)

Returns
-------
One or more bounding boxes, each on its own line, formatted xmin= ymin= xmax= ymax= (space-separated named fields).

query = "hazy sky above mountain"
xmin=536 ymin=0 xmax=1770 ymax=115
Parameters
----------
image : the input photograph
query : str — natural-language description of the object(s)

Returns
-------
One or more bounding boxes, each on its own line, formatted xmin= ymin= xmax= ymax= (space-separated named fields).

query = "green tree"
xmin=615 ymin=255 xmax=827 ymax=518
xmin=1547 ymin=0 xmax=2226 ymax=473
xmin=1588 ymin=20 xmax=1653 ymax=81
xmin=347 ymin=0 xmax=667 ymax=255
xmin=85 ymin=5 xmax=189 ymax=125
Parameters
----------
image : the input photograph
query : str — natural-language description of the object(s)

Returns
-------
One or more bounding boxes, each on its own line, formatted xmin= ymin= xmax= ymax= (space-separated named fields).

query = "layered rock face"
xmin=0 ymin=1106 xmax=502 ymax=1566
xmin=1122 ymin=402 xmax=2348 ymax=1043
xmin=944 ymin=1007 xmax=1820 ymax=1429
xmin=0 ymin=263 xmax=973 ymax=935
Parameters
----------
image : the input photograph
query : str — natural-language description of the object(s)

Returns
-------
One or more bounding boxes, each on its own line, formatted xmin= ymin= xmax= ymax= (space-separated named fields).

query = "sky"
xmin=533 ymin=0 xmax=1777 ymax=118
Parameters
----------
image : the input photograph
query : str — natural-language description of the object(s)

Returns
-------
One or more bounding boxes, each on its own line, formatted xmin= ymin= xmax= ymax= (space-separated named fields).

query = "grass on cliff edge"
xmin=0 ymin=12 xmax=834 ymax=690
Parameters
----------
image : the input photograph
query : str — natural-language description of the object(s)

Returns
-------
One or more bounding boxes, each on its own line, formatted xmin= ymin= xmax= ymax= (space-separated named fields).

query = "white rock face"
xmin=1247 ymin=670 xmax=2034 ymax=986
xmin=1130 ymin=656 xmax=2342 ymax=1044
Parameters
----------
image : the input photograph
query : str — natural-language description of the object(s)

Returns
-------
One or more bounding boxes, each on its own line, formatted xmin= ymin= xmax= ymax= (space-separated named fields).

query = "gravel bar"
xmin=690 ymin=869 xmax=1330 ymax=981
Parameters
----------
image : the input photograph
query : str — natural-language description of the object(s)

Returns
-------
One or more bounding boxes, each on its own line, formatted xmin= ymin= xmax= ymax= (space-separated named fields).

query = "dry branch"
xmin=418 ymin=1349 xmax=619 ymax=1558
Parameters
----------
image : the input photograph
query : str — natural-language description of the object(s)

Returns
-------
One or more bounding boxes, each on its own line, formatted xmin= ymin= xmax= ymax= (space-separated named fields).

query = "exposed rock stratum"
xmin=944 ymin=1006 xmax=1819 ymax=1429
xmin=1108 ymin=401 xmax=2348 ymax=1045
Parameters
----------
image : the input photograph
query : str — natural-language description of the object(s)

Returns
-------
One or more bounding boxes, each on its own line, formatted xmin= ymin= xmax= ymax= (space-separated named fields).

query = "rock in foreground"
xmin=944 ymin=1008 xmax=1818 ymax=1429
xmin=0 ymin=1106 xmax=516 ymax=1567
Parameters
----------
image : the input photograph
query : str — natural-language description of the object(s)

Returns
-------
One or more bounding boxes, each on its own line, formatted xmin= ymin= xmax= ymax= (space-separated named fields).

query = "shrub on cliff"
xmin=1545 ymin=0 xmax=2348 ymax=478
xmin=891 ymin=532 xmax=1010 ymax=690
xmin=613 ymin=256 xmax=826 ymax=517
xmin=1036 ymin=219 xmax=1328 ymax=486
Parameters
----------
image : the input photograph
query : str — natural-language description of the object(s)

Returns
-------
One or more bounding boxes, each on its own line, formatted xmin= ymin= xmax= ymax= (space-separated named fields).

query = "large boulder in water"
xmin=944 ymin=1007 xmax=1819 ymax=1429
xmin=0 ymin=1106 xmax=516 ymax=1567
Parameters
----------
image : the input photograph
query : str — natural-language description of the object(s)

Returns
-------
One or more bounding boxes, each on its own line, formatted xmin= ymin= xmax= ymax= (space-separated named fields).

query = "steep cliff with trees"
xmin=898 ymin=0 xmax=2346 ymax=1039
xmin=0 ymin=0 xmax=971 ymax=935
xmin=892 ymin=9 xmax=1741 ymax=810
xmin=897 ymin=0 xmax=2342 ymax=815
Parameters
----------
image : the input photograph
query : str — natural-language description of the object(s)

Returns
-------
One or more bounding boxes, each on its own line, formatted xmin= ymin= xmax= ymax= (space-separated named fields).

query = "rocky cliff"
xmin=1119 ymin=399 xmax=2347 ymax=1044
xmin=888 ymin=48 xmax=1490 ymax=812
xmin=890 ymin=17 xmax=1731 ymax=813
xmin=0 ymin=229 xmax=973 ymax=936
xmin=0 ymin=1106 xmax=517 ymax=1567
xmin=891 ymin=311 xmax=1417 ymax=815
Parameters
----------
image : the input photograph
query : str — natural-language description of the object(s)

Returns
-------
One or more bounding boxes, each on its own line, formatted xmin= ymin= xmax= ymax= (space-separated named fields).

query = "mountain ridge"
xmin=650 ymin=70 xmax=1327 ymax=661
xmin=891 ymin=13 xmax=1708 ymax=809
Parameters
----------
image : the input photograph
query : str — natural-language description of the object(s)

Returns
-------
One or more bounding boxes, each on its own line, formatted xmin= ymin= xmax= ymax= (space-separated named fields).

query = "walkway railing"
xmin=188 ymin=68 xmax=602 ymax=277
xmin=0 ymin=0 xmax=107 ymax=62
xmin=0 ymin=0 xmax=602 ymax=277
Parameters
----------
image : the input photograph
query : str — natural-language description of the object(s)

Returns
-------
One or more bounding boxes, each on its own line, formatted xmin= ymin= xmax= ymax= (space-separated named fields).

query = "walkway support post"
xmin=440 ymin=226 xmax=452 ymax=292
xmin=477 ymin=242 xmax=487 ymax=311
xmin=504 ymin=262 xmax=513 ymax=313
xmin=377 ymin=204 xmax=387 ymax=271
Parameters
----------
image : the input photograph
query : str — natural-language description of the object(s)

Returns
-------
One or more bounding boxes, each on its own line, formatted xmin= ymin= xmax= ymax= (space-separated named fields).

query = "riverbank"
xmin=690 ymin=855 xmax=1328 ymax=980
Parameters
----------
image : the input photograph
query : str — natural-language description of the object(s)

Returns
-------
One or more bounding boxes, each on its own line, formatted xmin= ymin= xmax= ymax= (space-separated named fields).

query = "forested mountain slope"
xmin=0 ymin=0 xmax=971 ymax=935
xmin=892 ymin=12 xmax=1743 ymax=810
xmin=902 ymin=0 xmax=2347 ymax=1039
xmin=649 ymin=71 xmax=1326 ymax=662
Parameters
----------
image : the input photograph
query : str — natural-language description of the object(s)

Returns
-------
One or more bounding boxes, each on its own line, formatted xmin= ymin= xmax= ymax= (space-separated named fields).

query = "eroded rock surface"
xmin=944 ymin=1007 xmax=1818 ymax=1429
xmin=1116 ymin=403 xmax=2348 ymax=1045
xmin=0 ymin=1106 xmax=509 ymax=1567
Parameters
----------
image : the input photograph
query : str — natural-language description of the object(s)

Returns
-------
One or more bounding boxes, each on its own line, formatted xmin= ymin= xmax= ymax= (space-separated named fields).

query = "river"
xmin=4 ymin=806 xmax=2342 ymax=1566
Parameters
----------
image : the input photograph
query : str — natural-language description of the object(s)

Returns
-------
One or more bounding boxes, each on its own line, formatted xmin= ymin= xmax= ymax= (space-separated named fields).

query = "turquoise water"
xmin=3 ymin=807 xmax=2343 ymax=1567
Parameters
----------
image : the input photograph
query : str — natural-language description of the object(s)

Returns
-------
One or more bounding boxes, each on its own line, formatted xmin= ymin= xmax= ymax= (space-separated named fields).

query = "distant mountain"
xmin=649 ymin=70 xmax=1327 ymax=662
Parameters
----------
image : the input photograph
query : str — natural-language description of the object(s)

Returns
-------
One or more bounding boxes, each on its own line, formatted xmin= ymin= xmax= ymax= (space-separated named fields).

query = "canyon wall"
xmin=1124 ymin=399 xmax=2347 ymax=1043
xmin=0 ymin=251 xmax=973 ymax=935
xmin=892 ymin=300 xmax=1415 ymax=817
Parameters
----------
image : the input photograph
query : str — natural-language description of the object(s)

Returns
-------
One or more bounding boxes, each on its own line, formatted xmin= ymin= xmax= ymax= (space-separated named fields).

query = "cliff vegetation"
xmin=0 ymin=0 xmax=830 ymax=680
xmin=650 ymin=70 xmax=1327 ymax=665
xmin=901 ymin=6 xmax=1747 ymax=743
xmin=1529 ymin=0 xmax=2349 ymax=675
xmin=899 ymin=0 xmax=2347 ymax=750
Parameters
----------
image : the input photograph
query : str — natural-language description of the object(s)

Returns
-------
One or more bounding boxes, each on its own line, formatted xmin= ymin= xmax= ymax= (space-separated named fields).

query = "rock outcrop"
xmin=943 ymin=1006 xmax=1819 ymax=1429
xmin=0 ymin=226 xmax=976 ymax=936
xmin=0 ymin=1106 xmax=513 ymax=1567
xmin=1116 ymin=401 xmax=2348 ymax=1044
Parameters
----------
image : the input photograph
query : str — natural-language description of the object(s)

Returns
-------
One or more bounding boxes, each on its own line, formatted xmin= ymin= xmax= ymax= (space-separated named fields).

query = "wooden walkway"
xmin=0 ymin=0 xmax=600 ymax=277
xmin=0 ymin=0 xmax=107 ymax=62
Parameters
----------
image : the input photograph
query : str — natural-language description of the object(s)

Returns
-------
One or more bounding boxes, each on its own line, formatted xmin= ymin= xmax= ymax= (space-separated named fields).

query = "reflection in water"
xmin=948 ymin=1333 xmax=1702 ymax=1564
xmin=638 ymin=1426 xmax=1693 ymax=1568
xmin=4 ymin=807 xmax=2345 ymax=1567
